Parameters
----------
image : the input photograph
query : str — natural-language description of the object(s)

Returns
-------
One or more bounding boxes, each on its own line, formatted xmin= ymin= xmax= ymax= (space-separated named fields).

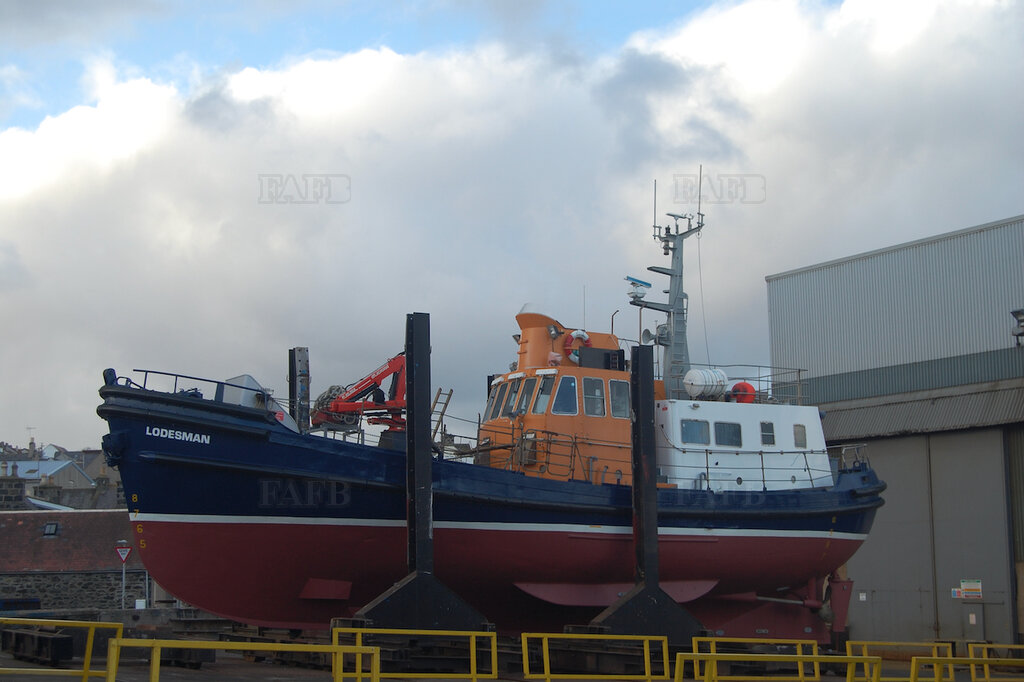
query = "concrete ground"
xmin=1 ymin=648 xmax=334 ymax=681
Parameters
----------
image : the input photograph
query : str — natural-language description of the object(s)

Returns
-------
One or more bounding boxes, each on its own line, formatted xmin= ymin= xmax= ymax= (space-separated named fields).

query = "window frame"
xmin=609 ymin=379 xmax=630 ymax=419
xmin=532 ymin=375 xmax=556 ymax=414
xmin=488 ymin=382 xmax=508 ymax=421
xmin=793 ymin=423 xmax=807 ymax=448
xmin=514 ymin=377 xmax=538 ymax=415
xmin=582 ymin=377 xmax=607 ymax=417
xmin=714 ymin=421 xmax=742 ymax=447
xmin=500 ymin=378 xmax=523 ymax=417
xmin=550 ymin=376 xmax=579 ymax=416
xmin=680 ymin=419 xmax=711 ymax=445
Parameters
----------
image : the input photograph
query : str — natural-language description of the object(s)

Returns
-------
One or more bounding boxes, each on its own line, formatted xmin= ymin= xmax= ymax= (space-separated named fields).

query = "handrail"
xmin=127 ymin=368 xmax=270 ymax=402
xmin=0 ymin=617 xmax=124 ymax=681
xmin=845 ymin=641 xmax=955 ymax=682
xmin=676 ymin=652 xmax=883 ymax=682
xmin=522 ymin=632 xmax=670 ymax=682
xmin=105 ymin=637 xmax=380 ymax=682
xmin=967 ymin=644 xmax=1024 ymax=682
xmin=690 ymin=637 xmax=820 ymax=681
xmin=332 ymin=626 xmax=497 ymax=682
xmin=911 ymin=657 xmax=1024 ymax=682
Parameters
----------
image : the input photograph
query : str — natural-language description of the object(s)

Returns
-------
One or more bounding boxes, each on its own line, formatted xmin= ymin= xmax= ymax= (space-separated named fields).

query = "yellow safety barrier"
xmin=521 ymin=632 xmax=670 ymax=682
xmin=690 ymin=637 xmax=821 ymax=681
xmin=0 ymin=616 xmax=124 ymax=681
xmin=967 ymin=645 xmax=1024 ymax=682
xmin=105 ymin=637 xmax=381 ymax=682
xmin=332 ymin=626 xmax=498 ymax=682
xmin=846 ymin=641 xmax=955 ymax=682
xmin=675 ymin=652 xmax=884 ymax=682
xmin=913 ymin=657 xmax=1024 ymax=682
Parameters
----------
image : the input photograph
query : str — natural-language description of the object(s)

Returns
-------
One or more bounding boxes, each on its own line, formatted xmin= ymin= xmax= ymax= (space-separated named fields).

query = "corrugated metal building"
xmin=766 ymin=214 xmax=1024 ymax=645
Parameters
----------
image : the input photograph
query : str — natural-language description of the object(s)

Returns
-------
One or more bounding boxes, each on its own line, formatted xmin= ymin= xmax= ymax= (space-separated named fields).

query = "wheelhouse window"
xmin=582 ymin=377 xmax=606 ymax=417
xmin=609 ymin=380 xmax=630 ymax=419
xmin=793 ymin=424 xmax=807 ymax=448
xmin=551 ymin=376 xmax=578 ymax=415
xmin=484 ymin=383 xmax=500 ymax=420
xmin=680 ymin=419 xmax=710 ymax=445
xmin=760 ymin=421 xmax=775 ymax=446
xmin=532 ymin=375 xmax=555 ymax=414
xmin=500 ymin=378 xmax=522 ymax=417
xmin=488 ymin=383 xmax=508 ymax=421
xmin=514 ymin=377 xmax=538 ymax=415
xmin=714 ymin=422 xmax=742 ymax=447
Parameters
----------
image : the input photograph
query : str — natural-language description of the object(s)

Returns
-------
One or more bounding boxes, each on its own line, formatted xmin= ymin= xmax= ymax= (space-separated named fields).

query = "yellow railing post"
xmin=80 ymin=625 xmax=95 ymax=682
xmin=470 ymin=633 xmax=479 ymax=682
xmin=105 ymin=637 xmax=119 ymax=682
xmin=148 ymin=643 xmax=162 ymax=682
xmin=542 ymin=635 xmax=552 ymax=682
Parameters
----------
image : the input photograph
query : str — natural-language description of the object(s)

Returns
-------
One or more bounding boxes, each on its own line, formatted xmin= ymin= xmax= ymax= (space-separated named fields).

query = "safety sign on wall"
xmin=952 ymin=578 xmax=982 ymax=599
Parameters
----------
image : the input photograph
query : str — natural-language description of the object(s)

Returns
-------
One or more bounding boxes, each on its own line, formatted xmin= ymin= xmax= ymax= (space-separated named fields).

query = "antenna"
xmin=696 ymin=163 xmax=704 ymax=229
xmin=652 ymin=180 xmax=660 ymax=239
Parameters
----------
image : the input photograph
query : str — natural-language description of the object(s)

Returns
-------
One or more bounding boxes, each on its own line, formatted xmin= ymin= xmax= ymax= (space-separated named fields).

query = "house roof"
xmin=0 ymin=510 xmax=143 ymax=572
xmin=1 ymin=459 xmax=94 ymax=485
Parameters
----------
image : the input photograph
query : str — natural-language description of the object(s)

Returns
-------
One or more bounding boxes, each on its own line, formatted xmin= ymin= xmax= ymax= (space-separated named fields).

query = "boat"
xmin=97 ymin=212 xmax=884 ymax=641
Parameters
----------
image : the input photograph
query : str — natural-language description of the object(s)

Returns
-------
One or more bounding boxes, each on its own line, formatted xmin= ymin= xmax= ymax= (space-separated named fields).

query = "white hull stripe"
xmin=132 ymin=512 xmax=868 ymax=542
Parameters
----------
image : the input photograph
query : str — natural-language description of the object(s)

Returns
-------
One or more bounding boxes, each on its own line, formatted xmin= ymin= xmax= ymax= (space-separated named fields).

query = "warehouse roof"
xmin=821 ymin=377 xmax=1024 ymax=441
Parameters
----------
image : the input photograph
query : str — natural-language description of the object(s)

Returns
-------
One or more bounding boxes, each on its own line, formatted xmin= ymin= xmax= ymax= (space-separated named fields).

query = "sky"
xmin=1 ymin=0 xmax=1021 ymax=450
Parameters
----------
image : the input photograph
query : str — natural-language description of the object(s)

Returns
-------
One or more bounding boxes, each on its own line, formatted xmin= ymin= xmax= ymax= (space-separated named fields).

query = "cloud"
xmin=0 ymin=0 xmax=1021 ymax=449
xmin=0 ymin=0 xmax=162 ymax=48
xmin=0 ymin=65 xmax=43 ymax=118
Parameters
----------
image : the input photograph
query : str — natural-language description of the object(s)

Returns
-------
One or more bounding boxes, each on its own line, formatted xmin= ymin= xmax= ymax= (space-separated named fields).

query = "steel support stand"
xmin=355 ymin=312 xmax=489 ymax=630
xmin=589 ymin=344 xmax=703 ymax=646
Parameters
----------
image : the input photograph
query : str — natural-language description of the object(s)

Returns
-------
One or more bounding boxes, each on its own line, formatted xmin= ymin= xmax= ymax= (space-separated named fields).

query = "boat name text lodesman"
xmin=145 ymin=426 xmax=212 ymax=444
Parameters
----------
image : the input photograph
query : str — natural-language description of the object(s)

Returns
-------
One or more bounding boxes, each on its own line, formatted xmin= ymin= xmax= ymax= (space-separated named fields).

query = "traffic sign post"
xmin=116 ymin=543 xmax=132 ymax=608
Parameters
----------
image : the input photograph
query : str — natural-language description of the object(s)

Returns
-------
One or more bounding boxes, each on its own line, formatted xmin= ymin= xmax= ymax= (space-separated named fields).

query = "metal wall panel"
xmin=1009 ymin=426 xmax=1024 ymax=564
xmin=1007 ymin=425 xmax=1024 ymax=637
xmin=806 ymin=348 xmax=1024 ymax=404
xmin=930 ymin=429 xmax=1013 ymax=643
xmin=846 ymin=429 xmax=1014 ymax=643
xmin=767 ymin=215 xmax=1024 ymax=379
xmin=846 ymin=436 xmax=937 ymax=641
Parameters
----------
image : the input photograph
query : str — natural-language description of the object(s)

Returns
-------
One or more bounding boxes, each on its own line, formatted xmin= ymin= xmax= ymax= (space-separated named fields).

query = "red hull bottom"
xmin=136 ymin=517 xmax=863 ymax=639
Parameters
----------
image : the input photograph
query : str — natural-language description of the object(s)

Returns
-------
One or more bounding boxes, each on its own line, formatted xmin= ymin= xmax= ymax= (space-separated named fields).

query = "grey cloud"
xmin=592 ymin=49 xmax=743 ymax=167
xmin=0 ymin=0 xmax=163 ymax=48
xmin=0 ymin=241 xmax=30 ymax=291
xmin=184 ymin=84 xmax=278 ymax=133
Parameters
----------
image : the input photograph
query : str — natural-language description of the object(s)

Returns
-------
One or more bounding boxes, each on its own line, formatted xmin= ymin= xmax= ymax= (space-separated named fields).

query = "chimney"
xmin=28 ymin=437 xmax=37 ymax=460
xmin=0 ymin=465 xmax=26 ymax=510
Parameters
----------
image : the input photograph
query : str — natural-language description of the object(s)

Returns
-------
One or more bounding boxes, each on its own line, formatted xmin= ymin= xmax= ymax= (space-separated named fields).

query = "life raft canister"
xmin=563 ymin=329 xmax=592 ymax=364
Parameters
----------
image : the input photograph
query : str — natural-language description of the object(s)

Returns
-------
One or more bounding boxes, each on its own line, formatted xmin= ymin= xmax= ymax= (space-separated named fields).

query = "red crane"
xmin=310 ymin=353 xmax=406 ymax=431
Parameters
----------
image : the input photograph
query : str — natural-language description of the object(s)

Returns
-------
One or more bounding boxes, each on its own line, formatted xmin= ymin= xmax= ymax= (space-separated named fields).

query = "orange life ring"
xmin=564 ymin=329 xmax=592 ymax=364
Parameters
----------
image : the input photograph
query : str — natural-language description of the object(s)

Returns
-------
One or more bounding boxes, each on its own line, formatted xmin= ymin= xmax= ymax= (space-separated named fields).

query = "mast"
xmin=630 ymin=191 xmax=705 ymax=399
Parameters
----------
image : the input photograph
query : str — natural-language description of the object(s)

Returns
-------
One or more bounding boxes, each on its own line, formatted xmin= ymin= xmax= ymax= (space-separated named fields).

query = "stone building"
xmin=0 ymin=510 xmax=150 ymax=611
